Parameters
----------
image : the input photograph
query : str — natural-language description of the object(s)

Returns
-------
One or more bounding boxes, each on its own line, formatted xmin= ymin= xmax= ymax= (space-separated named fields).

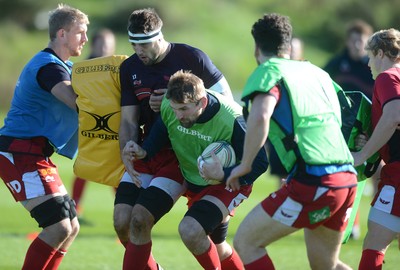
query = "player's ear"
xmin=199 ymin=96 xmax=208 ymax=109
xmin=57 ymin=28 xmax=65 ymax=38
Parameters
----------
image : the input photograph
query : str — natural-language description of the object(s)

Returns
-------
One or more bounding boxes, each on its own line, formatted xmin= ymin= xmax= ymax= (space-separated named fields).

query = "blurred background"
xmin=1 ymin=1 xmax=400 ymax=268
xmin=1 ymin=0 xmax=399 ymax=110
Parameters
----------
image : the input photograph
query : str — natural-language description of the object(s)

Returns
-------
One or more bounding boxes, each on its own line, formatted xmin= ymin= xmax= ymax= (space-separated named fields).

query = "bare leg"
xmin=114 ymin=203 xmax=133 ymax=246
xmin=304 ymin=226 xmax=351 ymax=270
xmin=234 ymin=204 xmax=297 ymax=265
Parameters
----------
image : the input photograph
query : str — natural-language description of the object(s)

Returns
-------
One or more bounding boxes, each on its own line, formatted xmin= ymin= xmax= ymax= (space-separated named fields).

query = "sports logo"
xmin=344 ymin=207 xmax=353 ymax=222
xmin=228 ymin=193 xmax=248 ymax=212
xmin=280 ymin=210 xmax=293 ymax=218
xmin=7 ymin=180 xmax=21 ymax=193
xmin=379 ymin=198 xmax=390 ymax=205
xmin=272 ymin=197 xmax=302 ymax=226
xmin=74 ymin=64 xmax=120 ymax=74
xmin=45 ymin=175 xmax=55 ymax=183
xmin=308 ymin=206 xmax=331 ymax=224
xmin=81 ymin=111 xmax=120 ymax=140
xmin=374 ymin=185 xmax=395 ymax=213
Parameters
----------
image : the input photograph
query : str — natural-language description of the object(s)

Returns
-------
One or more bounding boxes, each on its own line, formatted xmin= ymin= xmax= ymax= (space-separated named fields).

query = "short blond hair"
xmin=48 ymin=4 xmax=89 ymax=41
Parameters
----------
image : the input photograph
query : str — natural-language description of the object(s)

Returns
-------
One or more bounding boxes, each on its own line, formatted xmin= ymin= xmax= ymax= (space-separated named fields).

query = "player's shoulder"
xmin=120 ymin=54 xmax=142 ymax=69
xmin=171 ymin=43 xmax=207 ymax=57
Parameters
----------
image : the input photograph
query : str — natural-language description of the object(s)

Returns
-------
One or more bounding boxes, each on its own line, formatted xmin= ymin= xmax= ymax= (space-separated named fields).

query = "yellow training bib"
xmin=72 ymin=55 xmax=128 ymax=187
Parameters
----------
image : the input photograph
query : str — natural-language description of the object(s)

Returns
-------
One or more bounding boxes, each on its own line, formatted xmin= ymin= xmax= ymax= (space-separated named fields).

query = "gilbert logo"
xmin=81 ymin=111 xmax=119 ymax=140
xmin=74 ymin=64 xmax=120 ymax=74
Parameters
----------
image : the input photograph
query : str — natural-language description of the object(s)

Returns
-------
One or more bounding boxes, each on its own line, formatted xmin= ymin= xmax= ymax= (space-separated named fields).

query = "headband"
xmin=128 ymin=29 xmax=163 ymax=44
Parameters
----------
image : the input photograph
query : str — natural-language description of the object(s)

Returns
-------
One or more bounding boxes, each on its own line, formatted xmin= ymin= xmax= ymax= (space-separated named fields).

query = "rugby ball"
xmin=197 ymin=141 xmax=236 ymax=185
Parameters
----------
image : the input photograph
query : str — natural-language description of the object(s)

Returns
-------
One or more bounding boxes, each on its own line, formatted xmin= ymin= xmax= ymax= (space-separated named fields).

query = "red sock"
xmin=193 ymin=241 xmax=221 ymax=270
xmin=45 ymin=249 xmax=67 ymax=270
xmin=244 ymin=254 xmax=275 ymax=270
xmin=358 ymin=249 xmax=384 ymax=270
xmin=22 ymin=237 xmax=56 ymax=270
xmin=221 ymin=248 xmax=243 ymax=270
xmin=72 ymin=177 xmax=87 ymax=211
xmin=123 ymin=241 xmax=158 ymax=270
xmin=144 ymin=253 xmax=158 ymax=270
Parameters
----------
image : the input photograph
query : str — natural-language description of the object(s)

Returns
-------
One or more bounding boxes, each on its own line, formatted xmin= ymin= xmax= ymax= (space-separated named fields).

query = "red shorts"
xmin=134 ymin=148 xmax=184 ymax=185
xmin=372 ymin=162 xmax=400 ymax=217
xmin=261 ymin=172 xmax=357 ymax=231
xmin=0 ymin=151 xmax=63 ymax=201
xmin=185 ymin=184 xmax=252 ymax=216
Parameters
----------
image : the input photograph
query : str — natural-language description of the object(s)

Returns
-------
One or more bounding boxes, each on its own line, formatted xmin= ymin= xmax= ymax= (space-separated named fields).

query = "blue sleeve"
xmin=141 ymin=116 xmax=169 ymax=160
xmin=222 ymin=115 xmax=269 ymax=185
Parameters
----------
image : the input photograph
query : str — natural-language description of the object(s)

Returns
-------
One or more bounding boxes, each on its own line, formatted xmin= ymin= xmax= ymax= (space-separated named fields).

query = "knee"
xmin=178 ymin=217 xmax=203 ymax=244
xmin=51 ymin=220 xmax=77 ymax=242
xmin=215 ymin=241 xmax=232 ymax=261
xmin=71 ymin=218 xmax=80 ymax=238
xmin=113 ymin=206 xmax=131 ymax=234
xmin=130 ymin=207 xmax=153 ymax=234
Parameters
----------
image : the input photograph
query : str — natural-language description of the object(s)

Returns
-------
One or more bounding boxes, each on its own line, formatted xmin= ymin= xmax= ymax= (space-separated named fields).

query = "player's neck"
xmin=47 ymin=41 xmax=69 ymax=62
xmin=155 ymin=41 xmax=171 ymax=64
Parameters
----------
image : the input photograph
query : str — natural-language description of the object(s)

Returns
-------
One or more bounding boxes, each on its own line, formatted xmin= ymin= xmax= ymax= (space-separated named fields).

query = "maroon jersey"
xmin=371 ymin=67 xmax=400 ymax=163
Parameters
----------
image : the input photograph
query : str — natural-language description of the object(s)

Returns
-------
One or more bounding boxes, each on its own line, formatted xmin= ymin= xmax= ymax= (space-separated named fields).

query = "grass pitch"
xmin=0 ymin=155 xmax=398 ymax=269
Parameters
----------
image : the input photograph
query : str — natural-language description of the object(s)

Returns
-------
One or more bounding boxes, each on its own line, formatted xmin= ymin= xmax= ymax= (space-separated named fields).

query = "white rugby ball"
xmin=198 ymin=141 xmax=236 ymax=185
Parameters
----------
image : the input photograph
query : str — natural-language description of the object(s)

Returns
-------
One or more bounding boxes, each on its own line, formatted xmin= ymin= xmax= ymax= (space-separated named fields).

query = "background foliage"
xmin=1 ymin=0 xmax=399 ymax=110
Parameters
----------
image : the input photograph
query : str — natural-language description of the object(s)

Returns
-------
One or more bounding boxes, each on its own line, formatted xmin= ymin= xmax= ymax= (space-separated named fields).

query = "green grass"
xmin=0 ymin=153 xmax=399 ymax=269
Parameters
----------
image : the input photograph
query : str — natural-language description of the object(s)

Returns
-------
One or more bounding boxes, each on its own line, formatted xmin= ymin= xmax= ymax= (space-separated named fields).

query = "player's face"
xmin=92 ymin=35 xmax=115 ymax=57
xmin=63 ymin=22 xmax=88 ymax=57
xmin=367 ymin=50 xmax=383 ymax=79
xmin=347 ymin=32 xmax=368 ymax=60
xmin=169 ymin=100 xmax=202 ymax=128
xmin=132 ymin=41 xmax=162 ymax=66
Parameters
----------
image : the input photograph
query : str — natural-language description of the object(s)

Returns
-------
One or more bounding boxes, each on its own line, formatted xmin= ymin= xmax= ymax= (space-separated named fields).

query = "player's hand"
xmin=226 ymin=164 xmax=250 ymax=191
xmin=354 ymin=133 xmax=368 ymax=151
xmin=351 ymin=151 xmax=366 ymax=167
xmin=125 ymin=162 xmax=142 ymax=188
xmin=149 ymin=89 xmax=167 ymax=112
xmin=123 ymin=140 xmax=147 ymax=160
xmin=122 ymin=141 xmax=145 ymax=187
xmin=198 ymin=152 xmax=224 ymax=184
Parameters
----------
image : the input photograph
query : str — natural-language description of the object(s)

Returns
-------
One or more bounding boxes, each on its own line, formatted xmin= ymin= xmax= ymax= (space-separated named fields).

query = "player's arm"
xmin=209 ymin=76 xmax=233 ymax=100
xmin=119 ymin=105 xmax=140 ymax=152
xmin=353 ymin=99 xmax=400 ymax=166
xmin=51 ymin=81 xmax=77 ymax=110
xmin=119 ymin=60 xmax=141 ymax=151
xmin=241 ymin=93 xmax=275 ymax=168
xmin=140 ymin=116 xmax=169 ymax=159
xmin=191 ymin=47 xmax=233 ymax=99
xmin=38 ymin=63 xmax=77 ymax=110
xmin=150 ymin=75 xmax=233 ymax=112
xmin=227 ymin=92 xmax=276 ymax=190
xmin=223 ymin=115 xmax=268 ymax=185
xmin=119 ymin=105 xmax=141 ymax=180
